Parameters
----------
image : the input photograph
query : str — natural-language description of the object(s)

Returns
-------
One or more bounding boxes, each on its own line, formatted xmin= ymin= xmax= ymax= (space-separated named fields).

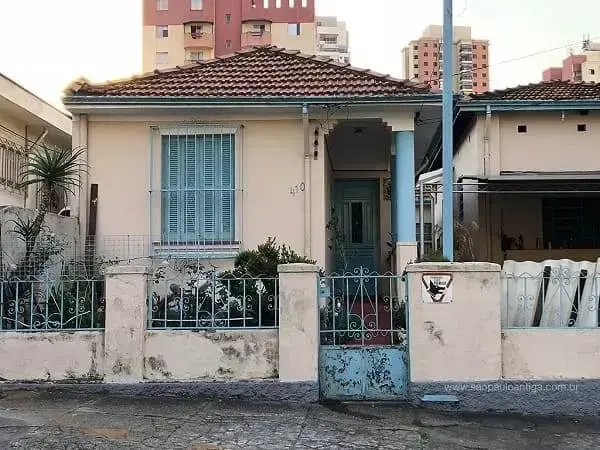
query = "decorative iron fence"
xmin=0 ymin=273 xmax=105 ymax=331
xmin=319 ymin=267 xmax=406 ymax=346
xmin=148 ymin=261 xmax=279 ymax=329
xmin=502 ymin=262 xmax=600 ymax=328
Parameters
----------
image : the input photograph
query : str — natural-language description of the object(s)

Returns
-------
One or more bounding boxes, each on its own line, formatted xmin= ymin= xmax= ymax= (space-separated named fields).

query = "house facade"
xmin=0 ymin=73 xmax=72 ymax=209
xmin=445 ymin=81 xmax=600 ymax=263
xmin=63 ymin=47 xmax=440 ymax=274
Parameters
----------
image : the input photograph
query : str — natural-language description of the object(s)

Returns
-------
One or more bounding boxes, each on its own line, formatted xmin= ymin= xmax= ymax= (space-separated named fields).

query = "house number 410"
xmin=290 ymin=182 xmax=306 ymax=195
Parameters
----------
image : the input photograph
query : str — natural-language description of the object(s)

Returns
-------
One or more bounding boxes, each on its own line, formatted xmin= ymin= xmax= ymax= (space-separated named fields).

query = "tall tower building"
xmin=143 ymin=0 xmax=316 ymax=72
xmin=315 ymin=16 xmax=350 ymax=64
xmin=402 ymin=25 xmax=490 ymax=94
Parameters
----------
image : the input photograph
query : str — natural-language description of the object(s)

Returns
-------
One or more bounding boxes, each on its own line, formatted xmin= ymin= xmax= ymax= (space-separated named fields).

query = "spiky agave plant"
xmin=14 ymin=146 xmax=87 ymax=277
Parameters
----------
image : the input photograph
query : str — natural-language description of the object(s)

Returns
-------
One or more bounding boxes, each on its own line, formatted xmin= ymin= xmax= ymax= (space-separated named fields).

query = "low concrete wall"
xmin=406 ymin=262 xmax=502 ymax=383
xmin=502 ymin=329 xmax=600 ymax=380
xmin=144 ymin=330 xmax=278 ymax=380
xmin=0 ymin=331 xmax=103 ymax=381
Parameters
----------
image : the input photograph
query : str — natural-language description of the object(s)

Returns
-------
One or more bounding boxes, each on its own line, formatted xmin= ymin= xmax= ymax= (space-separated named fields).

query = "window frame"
xmin=156 ymin=0 xmax=168 ymax=11
xmin=191 ymin=0 xmax=203 ymax=10
xmin=155 ymin=51 xmax=169 ymax=65
xmin=154 ymin=126 xmax=240 ymax=249
xmin=156 ymin=25 xmax=169 ymax=38
xmin=288 ymin=23 xmax=300 ymax=36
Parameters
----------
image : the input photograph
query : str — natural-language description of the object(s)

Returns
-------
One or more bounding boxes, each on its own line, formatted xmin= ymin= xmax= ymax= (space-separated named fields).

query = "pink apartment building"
xmin=143 ymin=0 xmax=316 ymax=72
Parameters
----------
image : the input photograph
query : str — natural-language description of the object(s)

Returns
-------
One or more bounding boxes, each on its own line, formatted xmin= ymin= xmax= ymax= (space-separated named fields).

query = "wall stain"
xmin=88 ymin=341 xmax=99 ymax=378
xmin=221 ymin=346 xmax=242 ymax=359
xmin=112 ymin=358 xmax=131 ymax=375
xmin=243 ymin=340 xmax=260 ymax=358
xmin=202 ymin=331 xmax=242 ymax=343
xmin=217 ymin=367 xmax=234 ymax=376
xmin=424 ymin=321 xmax=444 ymax=345
xmin=146 ymin=356 xmax=172 ymax=378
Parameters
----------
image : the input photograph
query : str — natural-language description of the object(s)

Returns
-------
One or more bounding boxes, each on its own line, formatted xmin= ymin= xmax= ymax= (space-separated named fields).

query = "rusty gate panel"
xmin=319 ymin=347 xmax=408 ymax=400
xmin=319 ymin=348 xmax=364 ymax=399
xmin=318 ymin=268 xmax=408 ymax=401
xmin=364 ymin=347 xmax=408 ymax=400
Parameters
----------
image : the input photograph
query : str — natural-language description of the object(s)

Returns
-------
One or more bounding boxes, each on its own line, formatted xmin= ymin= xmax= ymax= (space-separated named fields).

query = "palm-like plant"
xmin=13 ymin=146 xmax=86 ymax=277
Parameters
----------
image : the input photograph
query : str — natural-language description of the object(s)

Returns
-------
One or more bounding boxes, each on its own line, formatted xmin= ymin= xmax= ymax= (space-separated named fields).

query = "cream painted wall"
xmin=0 ymin=332 xmax=104 ymax=381
xmin=407 ymin=262 xmax=502 ymax=382
xmin=454 ymin=119 xmax=482 ymax=178
xmin=502 ymin=329 xmax=600 ymax=380
xmin=271 ymin=22 xmax=316 ymax=53
xmin=145 ymin=330 xmax=278 ymax=380
xmin=499 ymin=112 xmax=600 ymax=173
xmin=87 ymin=121 xmax=150 ymax=239
xmin=85 ymin=117 xmax=327 ymax=267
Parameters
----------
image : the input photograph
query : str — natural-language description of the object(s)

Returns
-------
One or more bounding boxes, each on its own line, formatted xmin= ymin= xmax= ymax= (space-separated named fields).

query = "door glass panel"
xmin=351 ymin=202 xmax=363 ymax=243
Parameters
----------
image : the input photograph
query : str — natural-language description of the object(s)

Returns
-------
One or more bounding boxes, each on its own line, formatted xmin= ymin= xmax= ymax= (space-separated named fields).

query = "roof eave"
xmin=459 ymin=99 xmax=600 ymax=111
xmin=62 ymin=94 xmax=443 ymax=109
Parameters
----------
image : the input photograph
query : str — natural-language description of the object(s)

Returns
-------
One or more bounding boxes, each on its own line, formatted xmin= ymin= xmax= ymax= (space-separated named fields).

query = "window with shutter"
xmin=160 ymin=132 xmax=235 ymax=244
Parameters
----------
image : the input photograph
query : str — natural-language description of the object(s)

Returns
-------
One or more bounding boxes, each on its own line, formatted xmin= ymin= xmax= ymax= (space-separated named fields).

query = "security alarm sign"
xmin=421 ymin=272 xmax=453 ymax=303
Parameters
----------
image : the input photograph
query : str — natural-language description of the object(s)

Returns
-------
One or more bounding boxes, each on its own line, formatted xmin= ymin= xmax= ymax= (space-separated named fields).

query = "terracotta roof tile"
xmin=67 ymin=47 xmax=429 ymax=99
xmin=470 ymin=80 xmax=600 ymax=101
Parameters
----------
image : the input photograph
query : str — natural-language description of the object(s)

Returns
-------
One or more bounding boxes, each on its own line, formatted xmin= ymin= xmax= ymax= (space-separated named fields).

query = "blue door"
xmin=333 ymin=180 xmax=379 ymax=275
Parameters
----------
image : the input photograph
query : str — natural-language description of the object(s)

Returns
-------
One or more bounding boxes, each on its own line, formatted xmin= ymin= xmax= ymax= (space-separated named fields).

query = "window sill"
xmin=152 ymin=241 xmax=240 ymax=259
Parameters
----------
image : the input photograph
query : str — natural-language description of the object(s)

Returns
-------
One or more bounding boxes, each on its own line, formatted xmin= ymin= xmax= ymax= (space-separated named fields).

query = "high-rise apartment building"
xmin=315 ymin=16 xmax=350 ymax=64
xmin=402 ymin=25 xmax=490 ymax=94
xmin=143 ymin=0 xmax=316 ymax=72
xmin=542 ymin=39 xmax=600 ymax=83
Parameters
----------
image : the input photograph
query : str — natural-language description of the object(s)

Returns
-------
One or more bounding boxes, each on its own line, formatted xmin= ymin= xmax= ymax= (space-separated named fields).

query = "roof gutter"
xmin=459 ymin=100 xmax=600 ymax=112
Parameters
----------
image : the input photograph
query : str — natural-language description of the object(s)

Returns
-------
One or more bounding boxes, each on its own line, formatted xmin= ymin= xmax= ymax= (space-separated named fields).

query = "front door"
xmin=333 ymin=180 xmax=379 ymax=275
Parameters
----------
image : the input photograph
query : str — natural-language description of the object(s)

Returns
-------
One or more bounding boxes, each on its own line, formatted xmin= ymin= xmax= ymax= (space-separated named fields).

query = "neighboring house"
xmin=63 ymin=47 xmax=440 ymax=274
xmin=0 ymin=73 xmax=72 ymax=208
xmin=425 ymin=81 xmax=600 ymax=263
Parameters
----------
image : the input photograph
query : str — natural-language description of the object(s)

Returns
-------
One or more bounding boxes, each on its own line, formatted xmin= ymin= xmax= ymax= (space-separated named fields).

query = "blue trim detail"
xmin=394 ymin=131 xmax=416 ymax=243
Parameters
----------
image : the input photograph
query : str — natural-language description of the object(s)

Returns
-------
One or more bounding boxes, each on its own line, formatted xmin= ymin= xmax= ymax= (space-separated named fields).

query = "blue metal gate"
xmin=318 ymin=268 xmax=408 ymax=401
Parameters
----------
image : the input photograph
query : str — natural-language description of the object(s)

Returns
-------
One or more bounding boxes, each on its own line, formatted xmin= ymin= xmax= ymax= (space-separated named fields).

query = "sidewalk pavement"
xmin=0 ymin=389 xmax=599 ymax=449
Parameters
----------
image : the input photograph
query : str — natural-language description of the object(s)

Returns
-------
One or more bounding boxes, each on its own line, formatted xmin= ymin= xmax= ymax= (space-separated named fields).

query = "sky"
xmin=1 ymin=0 xmax=600 ymax=109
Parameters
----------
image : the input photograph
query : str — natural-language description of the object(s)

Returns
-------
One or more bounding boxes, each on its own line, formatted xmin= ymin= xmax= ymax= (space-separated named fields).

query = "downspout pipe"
xmin=303 ymin=104 xmax=311 ymax=259
xmin=484 ymin=104 xmax=491 ymax=176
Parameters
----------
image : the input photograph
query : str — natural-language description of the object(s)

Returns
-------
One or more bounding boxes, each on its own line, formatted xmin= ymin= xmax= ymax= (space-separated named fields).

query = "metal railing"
xmin=319 ymin=267 xmax=406 ymax=347
xmin=148 ymin=261 xmax=279 ymax=330
xmin=0 ymin=272 xmax=105 ymax=331
xmin=501 ymin=266 xmax=600 ymax=328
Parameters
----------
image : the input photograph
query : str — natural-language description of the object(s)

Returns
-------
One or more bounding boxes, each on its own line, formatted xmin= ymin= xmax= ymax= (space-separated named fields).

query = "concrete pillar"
xmin=104 ymin=266 xmax=149 ymax=383
xmin=406 ymin=262 xmax=502 ymax=383
xmin=394 ymin=130 xmax=417 ymax=272
xmin=277 ymin=263 xmax=320 ymax=383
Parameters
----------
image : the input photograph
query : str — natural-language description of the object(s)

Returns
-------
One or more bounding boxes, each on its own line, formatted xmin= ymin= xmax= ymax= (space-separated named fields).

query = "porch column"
xmin=394 ymin=130 xmax=417 ymax=272
xmin=391 ymin=152 xmax=397 ymax=243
